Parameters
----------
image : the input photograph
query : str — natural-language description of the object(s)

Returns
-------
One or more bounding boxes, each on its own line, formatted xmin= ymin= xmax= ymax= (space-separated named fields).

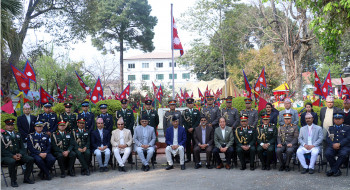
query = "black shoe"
xmin=11 ymin=181 xmax=19 ymax=187
xmin=141 ymin=165 xmax=145 ymax=171
xmin=145 ymin=165 xmax=150 ymax=171
xmin=69 ymin=169 xmax=75 ymax=176
xmin=240 ymin=165 xmax=246 ymax=170
xmin=326 ymin=170 xmax=334 ymax=177
xmin=194 ymin=163 xmax=201 ymax=169
xmin=166 ymin=165 xmax=174 ymax=170
xmin=86 ymin=169 xmax=90 ymax=176
xmin=38 ymin=171 xmax=45 ymax=180
xmin=81 ymin=169 xmax=85 ymax=175
xmin=100 ymin=167 xmax=104 ymax=172
xmin=340 ymin=164 xmax=347 ymax=169
xmin=301 ymin=168 xmax=308 ymax=174
xmin=206 ymin=165 xmax=213 ymax=169
xmin=279 ymin=165 xmax=285 ymax=171
xmin=262 ymin=166 xmax=266 ymax=170
xmin=266 ymin=166 xmax=271 ymax=171
xmin=285 ymin=166 xmax=290 ymax=172
xmin=181 ymin=165 xmax=185 ymax=170
xmin=104 ymin=167 xmax=109 ymax=172
xmin=308 ymin=169 xmax=314 ymax=174
xmin=250 ymin=166 xmax=255 ymax=171
xmin=45 ymin=174 xmax=52 ymax=181
xmin=23 ymin=178 xmax=35 ymax=184
xmin=121 ymin=167 xmax=126 ymax=172
xmin=333 ymin=170 xmax=342 ymax=177
xmin=61 ymin=172 xmax=66 ymax=178
xmin=185 ymin=159 xmax=191 ymax=163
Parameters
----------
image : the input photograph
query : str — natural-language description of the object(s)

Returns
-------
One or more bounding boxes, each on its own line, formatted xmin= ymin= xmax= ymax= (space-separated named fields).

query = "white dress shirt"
xmin=173 ymin=127 xmax=178 ymax=145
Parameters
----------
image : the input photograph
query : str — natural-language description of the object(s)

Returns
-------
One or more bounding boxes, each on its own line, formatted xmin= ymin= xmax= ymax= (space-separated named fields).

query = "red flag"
xmin=191 ymin=92 xmax=193 ymax=98
xmin=258 ymin=97 xmax=268 ymax=113
xmin=172 ymin=17 xmax=184 ymax=56
xmin=253 ymin=68 xmax=267 ymax=99
xmin=23 ymin=60 xmax=36 ymax=83
xmin=40 ymin=86 xmax=53 ymax=103
xmin=56 ymin=82 xmax=64 ymax=100
xmin=313 ymin=69 xmax=323 ymax=97
xmin=119 ymin=84 xmax=130 ymax=99
xmin=243 ymin=69 xmax=252 ymax=99
xmin=156 ymin=85 xmax=163 ymax=102
xmin=175 ymin=93 xmax=180 ymax=101
xmin=115 ymin=92 xmax=120 ymax=100
xmin=321 ymin=70 xmax=332 ymax=98
xmin=10 ymin=64 xmax=30 ymax=92
xmin=108 ymin=86 xmax=115 ymax=95
xmin=204 ymin=85 xmax=209 ymax=97
xmin=75 ymin=71 xmax=91 ymax=94
xmin=90 ymin=77 xmax=104 ymax=104
xmin=340 ymin=75 xmax=350 ymax=98
xmin=0 ymin=88 xmax=3 ymax=97
xmin=1 ymin=100 xmax=14 ymax=114
xmin=152 ymin=82 xmax=158 ymax=95
xmin=312 ymin=99 xmax=323 ymax=107
xmin=62 ymin=83 xmax=68 ymax=96
xmin=198 ymin=88 xmax=203 ymax=98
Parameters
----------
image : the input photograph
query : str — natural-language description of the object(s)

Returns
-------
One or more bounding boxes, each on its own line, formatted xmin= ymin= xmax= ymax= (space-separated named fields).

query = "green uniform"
xmin=182 ymin=108 xmax=201 ymax=160
xmin=51 ymin=131 xmax=77 ymax=174
xmin=1 ymin=131 xmax=34 ymax=182
xmin=140 ymin=109 xmax=159 ymax=129
xmin=256 ymin=124 xmax=277 ymax=167
xmin=72 ymin=129 xmax=91 ymax=170
xmin=116 ymin=109 xmax=135 ymax=134
xmin=163 ymin=110 xmax=182 ymax=134
xmin=60 ymin=113 xmax=77 ymax=133
xmin=235 ymin=126 xmax=257 ymax=169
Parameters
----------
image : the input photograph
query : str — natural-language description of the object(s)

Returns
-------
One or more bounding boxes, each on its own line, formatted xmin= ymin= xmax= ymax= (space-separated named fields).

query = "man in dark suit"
xmin=37 ymin=102 xmax=58 ymax=136
xmin=17 ymin=103 xmax=36 ymax=142
xmin=91 ymin=118 xmax=111 ymax=172
xmin=97 ymin=104 xmax=114 ymax=134
xmin=193 ymin=116 xmax=214 ymax=169
xmin=78 ymin=101 xmax=95 ymax=132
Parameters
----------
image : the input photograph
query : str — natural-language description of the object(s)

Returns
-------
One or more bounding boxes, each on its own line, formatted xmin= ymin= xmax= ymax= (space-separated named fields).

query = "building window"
xmin=128 ymin=75 xmax=136 ymax=81
xmin=169 ymin=62 xmax=176 ymax=67
xmin=156 ymin=74 xmax=164 ymax=80
xmin=142 ymin=63 xmax=149 ymax=68
xmin=142 ymin=74 xmax=150 ymax=80
xmin=131 ymin=86 xmax=136 ymax=91
xmin=169 ymin=74 xmax=177 ymax=79
xmin=156 ymin=62 xmax=163 ymax=68
xmin=182 ymin=73 xmax=190 ymax=79
xmin=169 ymin=85 xmax=173 ymax=89
xmin=128 ymin=63 xmax=135 ymax=69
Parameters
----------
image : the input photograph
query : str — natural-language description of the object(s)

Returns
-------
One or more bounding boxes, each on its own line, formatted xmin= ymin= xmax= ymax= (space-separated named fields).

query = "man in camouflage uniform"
xmin=72 ymin=118 xmax=91 ymax=176
xmin=163 ymin=100 xmax=182 ymax=135
xmin=60 ymin=102 xmax=77 ymax=133
xmin=201 ymin=95 xmax=220 ymax=129
xmin=240 ymin=98 xmax=258 ymax=128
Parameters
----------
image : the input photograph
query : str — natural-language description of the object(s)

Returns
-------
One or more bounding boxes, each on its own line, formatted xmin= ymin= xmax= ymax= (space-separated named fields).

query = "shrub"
xmin=94 ymin=100 xmax=122 ymax=117
xmin=334 ymin=99 xmax=344 ymax=109
xmin=52 ymin=103 xmax=65 ymax=115
xmin=220 ymin=97 xmax=256 ymax=113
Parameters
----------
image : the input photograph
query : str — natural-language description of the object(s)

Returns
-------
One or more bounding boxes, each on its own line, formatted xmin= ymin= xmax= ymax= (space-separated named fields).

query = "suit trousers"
xmin=32 ymin=153 xmax=56 ymax=176
xmin=186 ymin=131 xmax=193 ymax=160
xmin=213 ymin=147 xmax=234 ymax=165
xmin=276 ymin=145 xmax=296 ymax=166
xmin=54 ymin=151 xmax=76 ymax=172
xmin=94 ymin=148 xmax=110 ymax=168
xmin=166 ymin=145 xmax=185 ymax=165
xmin=136 ymin=146 xmax=154 ymax=166
xmin=193 ymin=145 xmax=213 ymax=165
xmin=113 ymin=147 xmax=131 ymax=167
xmin=75 ymin=149 xmax=91 ymax=170
xmin=325 ymin=147 xmax=349 ymax=173
xmin=1 ymin=155 xmax=34 ymax=182
xmin=297 ymin=147 xmax=319 ymax=169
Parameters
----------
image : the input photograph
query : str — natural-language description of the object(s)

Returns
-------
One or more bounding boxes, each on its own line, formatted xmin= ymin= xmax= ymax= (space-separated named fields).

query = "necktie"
xmin=11 ymin=132 xmax=15 ymax=138
xmin=147 ymin=110 xmax=150 ymax=115
xmin=100 ymin=131 xmax=103 ymax=141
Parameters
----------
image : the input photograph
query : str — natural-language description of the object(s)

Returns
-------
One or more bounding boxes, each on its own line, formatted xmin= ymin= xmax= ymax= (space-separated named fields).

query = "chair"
xmin=1 ymin=163 xmax=35 ymax=187
xmin=297 ymin=149 xmax=323 ymax=173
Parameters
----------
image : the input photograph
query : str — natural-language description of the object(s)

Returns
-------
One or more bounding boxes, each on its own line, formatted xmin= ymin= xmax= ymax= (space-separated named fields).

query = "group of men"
xmin=1 ymin=95 xmax=350 ymax=187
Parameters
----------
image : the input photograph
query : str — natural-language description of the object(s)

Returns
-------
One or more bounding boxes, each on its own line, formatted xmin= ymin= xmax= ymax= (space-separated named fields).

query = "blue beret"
xmin=43 ymin=103 xmax=52 ymax=108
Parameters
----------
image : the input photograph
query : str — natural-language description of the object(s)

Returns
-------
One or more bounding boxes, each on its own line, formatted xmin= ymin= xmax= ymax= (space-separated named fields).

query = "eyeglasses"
xmin=117 ymin=124 xmax=124 ymax=126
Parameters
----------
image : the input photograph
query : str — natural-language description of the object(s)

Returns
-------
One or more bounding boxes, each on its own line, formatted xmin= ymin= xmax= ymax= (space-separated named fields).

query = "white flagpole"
xmin=171 ymin=3 xmax=175 ymax=100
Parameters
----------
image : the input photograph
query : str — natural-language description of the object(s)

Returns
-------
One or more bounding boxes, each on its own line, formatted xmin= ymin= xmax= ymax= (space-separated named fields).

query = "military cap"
xmin=244 ymin=98 xmax=252 ymax=103
xmin=34 ymin=121 xmax=44 ymax=127
xmin=4 ymin=119 xmax=15 ymax=125
xmin=81 ymin=101 xmax=89 ymax=107
xmin=186 ymin=98 xmax=194 ymax=104
xmin=283 ymin=113 xmax=293 ymax=119
xmin=99 ymin=104 xmax=108 ymax=109
xmin=145 ymin=100 xmax=152 ymax=105
xmin=64 ymin=102 xmax=72 ymax=108
xmin=333 ymin=112 xmax=344 ymax=119
xmin=226 ymin=96 xmax=233 ymax=103
xmin=168 ymin=100 xmax=177 ymax=105
xmin=77 ymin=118 xmax=85 ymax=123
xmin=172 ymin=116 xmax=179 ymax=121
xmin=141 ymin=114 xmax=149 ymax=121
xmin=58 ymin=120 xmax=66 ymax=126
xmin=121 ymin=99 xmax=128 ymax=104
xmin=206 ymin=95 xmax=214 ymax=100
xmin=43 ymin=102 xmax=52 ymax=108
xmin=240 ymin=114 xmax=249 ymax=121
xmin=261 ymin=113 xmax=270 ymax=120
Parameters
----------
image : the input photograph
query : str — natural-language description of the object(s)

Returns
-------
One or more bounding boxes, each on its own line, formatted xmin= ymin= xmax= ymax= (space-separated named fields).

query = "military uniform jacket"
xmin=78 ymin=111 xmax=95 ymax=132
xmin=1 ymin=131 xmax=26 ymax=159
xmin=72 ymin=129 xmax=90 ymax=149
xmin=116 ymin=109 xmax=135 ymax=132
xmin=235 ymin=126 xmax=257 ymax=147
xmin=256 ymin=124 xmax=277 ymax=145
xmin=277 ymin=124 xmax=299 ymax=146
xmin=221 ymin=107 xmax=239 ymax=128
xmin=37 ymin=113 xmax=58 ymax=133
xmin=51 ymin=131 xmax=75 ymax=153
xmin=201 ymin=105 xmax=220 ymax=126
xmin=140 ymin=109 xmax=159 ymax=128
xmin=98 ymin=113 xmax=114 ymax=133
xmin=326 ymin=124 xmax=350 ymax=147
xmin=27 ymin=132 xmax=51 ymax=155
xmin=163 ymin=110 xmax=182 ymax=133
xmin=240 ymin=109 xmax=258 ymax=127
xmin=182 ymin=108 xmax=201 ymax=130
xmin=60 ymin=113 xmax=77 ymax=133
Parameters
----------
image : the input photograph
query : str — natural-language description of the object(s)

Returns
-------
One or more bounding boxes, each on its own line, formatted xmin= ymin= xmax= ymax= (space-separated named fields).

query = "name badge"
xmin=268 ymin=128 xmax=273 ymax=132
xmin=127 ymin=113 xmax=131 ymax=115
xmin=51 ymin=117 xmax=55 ymax=119
xmin=66 ymin=135 xmax=70 ymax=138
xmin=341 ymin=130 xmax=346 ymax=133
xmin=84 ymin=133 xmax=88 ymax=136
xmin=194 ymin=112 xmax=197 ymax=114
xmin=16 ymin=135 xmax=20 ymax=138
xmin=248 ymin=130 xmax=252 ymax=134
xmin=151 ymin=114 xmax=155 ymax=116
xmin=42 ymin=137 xmax=47 ymax=140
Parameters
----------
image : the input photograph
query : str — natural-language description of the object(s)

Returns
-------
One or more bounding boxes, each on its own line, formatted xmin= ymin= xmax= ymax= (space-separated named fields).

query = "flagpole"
xmin=171 ymin=3 xmax=175 ymax=99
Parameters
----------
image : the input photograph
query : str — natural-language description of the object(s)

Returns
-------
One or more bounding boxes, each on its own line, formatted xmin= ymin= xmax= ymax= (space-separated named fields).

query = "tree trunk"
xmin=119 ymin=39 xmax=124 ymax=92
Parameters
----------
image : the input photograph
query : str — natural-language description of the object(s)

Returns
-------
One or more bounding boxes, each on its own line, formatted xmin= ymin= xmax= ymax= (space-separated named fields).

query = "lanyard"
xmin=308 ymin=126 xmax=312 ymax=137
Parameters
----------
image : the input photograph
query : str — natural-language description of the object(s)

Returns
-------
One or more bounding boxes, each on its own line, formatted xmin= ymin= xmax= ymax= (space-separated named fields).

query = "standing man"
xmin=72 ymin=118 xmax=91 ymax=176
xmin=165 ymin=116 xmax=187 ymax=170
xmin=236 ymin=114 xmax=257 ymax=170
xmin=27 ymin=121 xmax=56 ymax=180
xmin=140 ymin=100 xmax=159 ymax=134
xmin=163 ymin=100 xmax=182 ymax=135
xmin=256 ymin=113 xmax=277 ymax=170
xmin=60 ymin=102 xmax=77 ymax=133
xmin=51 ymin=121 xmax=77 ymax=178
xmin=1 ymin=119 xmax=35 ymax=187
xmin=91 ymin=118 xmax=111 ymax=172
xmin=221 ymin=96 xmax=239 ymax=129
xmin=193 ymin=116 xmax=214 ymax=169
xmin=78 ymin=101 xmax=95 ymax=132
xmin=98 ymin=104 xmax=114 ymax=134
xmin=296 ymin=113 xmax=323 ymax=174
xmin=278 ymin=98 xmax=299 ymax=126
xmin=37 ymin=102 xmax=58 ymax=136
xmin=182 ymin=98 xmax=201 ymax=163
xmin=17 ymin=103 xmax=36 ymax=142
xmin=342 ymin=99 xmax=350 ymax=125
xmin=276 ymin=113 xmax=299 ymax=172
xmin=240 ymin=98 xmax=258 ymax=128
xmin=201 ymin=95 xmax=221 ymax=129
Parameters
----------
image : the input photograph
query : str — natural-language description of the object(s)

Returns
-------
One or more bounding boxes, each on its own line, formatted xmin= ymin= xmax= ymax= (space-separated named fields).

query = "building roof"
xmin=124 ymin=52 xmax=181 ymax=60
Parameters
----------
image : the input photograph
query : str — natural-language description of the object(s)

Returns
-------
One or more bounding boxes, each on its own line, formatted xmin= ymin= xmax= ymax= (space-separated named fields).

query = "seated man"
xmin=27 ymin=121 xmax=56 ymax=180
xmin=91 ymin=118 xmax=111 ymax=172
xmin=193 ymin=116 xmax=214 ymax=169
xmin=134 ymin=115 xmax=156 ymax=172
xmin=111 ymin=117 xmax=133 ymax=172
xmin=297 ymin=113 xmax=323 ymax=174
xmin=72 ymin=118 xmax=91 ymax=176
xmin=325 ymin=113 xmax=350 ymax=177
xmin=1 ymin=119 xmax=34 ymax=187
xmin=165 ymin=116 xmax=187 ymax=170
xmin=256 ymin=113 xmax=277 ymax=170
xmin=276 ymin=113 xmax=299 ymax=172
xmin=236 ymin=114 xmax=257 ymax=170
xmin=213 ymin=117 xmax=234 ymax=170
xmin=51 ymin=121 xmax=77 ymax=178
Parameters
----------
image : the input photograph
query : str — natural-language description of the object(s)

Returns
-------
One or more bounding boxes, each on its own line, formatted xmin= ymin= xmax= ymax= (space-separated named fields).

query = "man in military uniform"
xmin=98 ymin=104 xmax=114 ymax=134
xmin=163 ymin=100 xmax=182 ymax=135
xmin=72 ymin=118 xmax=91 ymax=176
xmin=51 ymin=121 xmax=77 ymax=178
xmin=240 ymin=98 xmax=258 ymax=128
xmin=78 ymin=101 xmax=95 ymax=132
xmin=27 ymin=121 xmax=56 ymax=180
xmin=60 ymin=102 xmax=77 ymax=133
xmin=221 ymin=96 xmax=239 ymax=129
xmin=182 ymin=98 xmax=201 ymax=163
xmin=37 ymin=102 xmax=58 ymax=136
xmin=235 ymin=114 xmax=257 ymax=170
xmin=276 ymin=113 xmax=299 ymax=172
xmin=256 ymin=113 xmax=277 ymax=170
xmin=140 ymin=100 xmax=159 ymax=134
xmin=325 ymin=113 xmax=350 ymax=177
xmin=202 ymin=95 xmax=220 ymax=129
xmin=1 ymin=119 xmax=35 ymax=187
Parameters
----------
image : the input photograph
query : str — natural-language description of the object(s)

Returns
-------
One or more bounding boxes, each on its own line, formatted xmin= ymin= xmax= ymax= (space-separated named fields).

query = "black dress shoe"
xmin=181 ymin=165 xmax=185 ymax=170
xmin=301 ymin=168 xmax=308 ymax=174
xmin=23 ymin=178 xmax=35 ymax=184
xmin=250 ymin=167 xmax=255 ymax=171
xmin=11 ymin=181 xmax=19 ymax=187
xmin=262 ymin=166 xmax=266 ymax=170
xmin=38 ymin=171 xmax=45 ymax=180
xmin=279 ymin=165 xmax=285 ymax=171
xmin=308 ymin=169 xmax=314 ymax=174
xmin=333 ymin=170 xmax=342 ymax=177
xmin=121 ymin=167 xmax=126 ymax=172
xmin=194 ymin=163 xmax=201 ymax=169
xmin=240 ymin=165 xmax=246 ymax=170
xmin=45 ymin=174 xmax=52 ymax=181
xmin=104 ymin=167 xmax=109 ymax=172
xmin=285 ymin=166 xmax=290 ymax=172
xmin=69 ymin=169 xmax=75 ymax=176
xmin=100 ymin=167 xmax=104 ymax=172
xmin=185 ymin=159 xmax=191 ymax=163
xmin=266 ymin=166 xmax=271 ymax=170
xmin=166 ymin=165 xmax=174 ymax=170
xmin=206 ymin=165 xmax=213 ymax=169
xmin=326 ymin=170 xmax=334 ymax=176
xmin=61 ymin=172 xmax=66 ymax=178
xmin=86 ymin=169 xmax=90 ymax=176
xmin=81 ymin=169 xmax=85 ymax=175
xmin=145 ymin=165 xmax=150 ymax=171
xmin=141 ymin=165 xmax=145 ymax=171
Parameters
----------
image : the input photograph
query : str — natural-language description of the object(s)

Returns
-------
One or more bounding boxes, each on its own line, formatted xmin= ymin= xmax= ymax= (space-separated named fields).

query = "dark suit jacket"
xmin=91 ymin=128 xmax=111 ymax=150
xmin=343 ymin=111 xmax=350 ymax=125
xmin=165 ymin=126 xmax=187 ymax=147
xmin=300 ymin=112 xmax=318 ymax=127
xmin=320 ymin=106 xmax=342 ymax=127
xmin=98 ymin=114 xmax=114 ymax=133
xmin=17 ymin=114 xmax=36 ymax=141
xmin=193 ymin=126 xmax=214 ymax=147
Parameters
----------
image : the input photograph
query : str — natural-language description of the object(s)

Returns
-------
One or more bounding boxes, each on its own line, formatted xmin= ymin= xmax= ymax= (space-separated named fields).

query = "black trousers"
xmin=237 ymin=146 xmax=256 ymax=167
xmin=75 ymin=149 xmax=91 ymax=170
xmin=2 ymin=155 xmax=34 ymax=182
xmin=257 ymin=145 xmax=274 ymax=166
xmin=186 ymin=131 xmax=193 ymax=160
xmin=54 ymin=151 xmax=76 ymax=172
xmin=213 ymin=147 xmax=234 ymax=165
